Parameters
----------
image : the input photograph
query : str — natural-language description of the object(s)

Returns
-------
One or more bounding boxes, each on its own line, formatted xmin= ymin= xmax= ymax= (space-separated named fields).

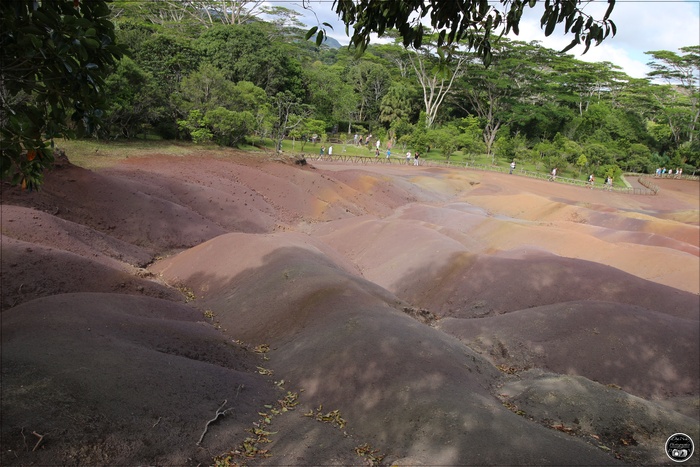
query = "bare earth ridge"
xmin=1 ymin=150 xmax=698 ymax=466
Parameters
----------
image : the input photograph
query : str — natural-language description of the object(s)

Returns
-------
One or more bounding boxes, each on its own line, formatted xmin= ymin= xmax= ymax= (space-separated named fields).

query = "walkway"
xmin=308 ymin=154 xmax=660 ymax=195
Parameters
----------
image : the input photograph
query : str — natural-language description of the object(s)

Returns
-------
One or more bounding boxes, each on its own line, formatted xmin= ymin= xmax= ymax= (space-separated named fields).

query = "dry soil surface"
xmin=1 ymin=149 xmax=699 ymax=466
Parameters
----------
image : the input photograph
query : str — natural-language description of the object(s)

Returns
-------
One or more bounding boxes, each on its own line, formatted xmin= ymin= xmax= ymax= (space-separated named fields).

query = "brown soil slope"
xmin=2 ymin=150 xmax=698 ymax=466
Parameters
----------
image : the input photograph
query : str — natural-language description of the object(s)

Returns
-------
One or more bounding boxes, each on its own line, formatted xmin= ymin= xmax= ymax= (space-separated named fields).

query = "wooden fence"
xmin=308 ymin=154 xmax=662 ymax=195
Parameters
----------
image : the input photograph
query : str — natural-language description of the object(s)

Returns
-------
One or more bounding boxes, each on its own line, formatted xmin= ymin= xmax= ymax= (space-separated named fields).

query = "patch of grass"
xmin=54 ymin=138 xmax=217 ymax=170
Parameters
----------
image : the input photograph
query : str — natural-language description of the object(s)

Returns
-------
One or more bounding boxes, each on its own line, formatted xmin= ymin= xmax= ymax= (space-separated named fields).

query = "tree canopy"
xmin=328 ymin=0 xmax=616 ymax=65
xmin=1 ymin=0 xmax=123 ymax=188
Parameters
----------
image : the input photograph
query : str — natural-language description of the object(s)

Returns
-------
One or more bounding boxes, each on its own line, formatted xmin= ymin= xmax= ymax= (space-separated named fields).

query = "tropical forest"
xmin=2 ymin=1 xmax=699 ymax=188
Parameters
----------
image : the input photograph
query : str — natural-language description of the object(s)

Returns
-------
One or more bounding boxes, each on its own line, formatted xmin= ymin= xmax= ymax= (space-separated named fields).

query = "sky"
xmin=277 ymin=0 xmax=700 ymax=79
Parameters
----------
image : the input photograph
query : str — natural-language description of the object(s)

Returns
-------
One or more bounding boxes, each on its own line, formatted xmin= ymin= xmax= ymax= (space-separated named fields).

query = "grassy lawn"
xmin=55 ymin=138 xmax=232 ymax=170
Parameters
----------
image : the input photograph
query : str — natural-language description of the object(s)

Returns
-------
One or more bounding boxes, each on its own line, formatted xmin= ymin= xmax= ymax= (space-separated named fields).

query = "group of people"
xmin=318 ymin=145 xmax=333 ymax=158
xmin=586 ymin=173 xmax=613 ymax=190
xmin=655 ymin=167 xmax=683 ymax=179
xmin=353 ymin=133 xmax=373 ymax=147
xmin=322 ymin=136 xmax=423 ymax=165
xmin=405 ymin=151 xmax=421 ymax=166
xmin=353 ymin=133 xmax=388 ymax=152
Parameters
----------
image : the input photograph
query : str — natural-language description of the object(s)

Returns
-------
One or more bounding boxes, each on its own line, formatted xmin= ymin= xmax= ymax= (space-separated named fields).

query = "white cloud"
xmin=507 ymin=0 xmax=700 ymax=78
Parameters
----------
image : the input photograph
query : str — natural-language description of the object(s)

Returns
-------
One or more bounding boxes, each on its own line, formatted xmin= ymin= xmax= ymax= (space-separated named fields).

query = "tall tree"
xmin=304 ymin=62 xmax=357 ymax=129
xmin=272 ymin=91 xmax=311 ymax=152
xmin=345 ymin=61 xmax=391 ymax=124
xmin=646 ymin=46 xmax=700 ymax=144
xmin=102 ymin=57 xmax=157 ymax=139
xmin=553 ymin=60 xmax=617 ymax=116
xmin=196 ymin=22 xmax=304 ymax=98
xmin=455 ymin=40 xmax=544 ymax=159
xmin=408 ymin=41 xmax=467 ymax=128
xmin=176 ymin=63 xmax=235 ymax=114
xmin=143 ymin=0 xmax=266 ymax=26
xmin=1 ymin=0 xmax=123 ymax=188
xmin=379 ymin=83 xmax=415 ymax=126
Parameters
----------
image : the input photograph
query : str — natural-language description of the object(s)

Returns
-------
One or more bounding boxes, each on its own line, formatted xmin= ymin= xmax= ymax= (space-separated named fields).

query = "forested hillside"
xmin=3 ymin=1 xmax=698 ymax=186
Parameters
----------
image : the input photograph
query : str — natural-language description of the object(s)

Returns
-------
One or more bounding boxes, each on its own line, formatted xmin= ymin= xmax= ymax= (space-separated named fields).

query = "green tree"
xmin=116 ymin=22 xmax=202 ymax=138
xmin=304 ymin=62 xmax=356 ymax=130
xmin=205 ymin=107 xmax=253 ymax=147
xmin=553 ymin=133 xmax=582 ymax=164
xmin=102 ymin=56 xmax=156 ymax=139
xmin=230 ymin=81 xmax=272 ymax=141
xmin=645 ymin=47 xmax=699 ymax=149
xmin=599 ymin=163 xmax=622 ymax=181
xmin=178 ymin=109 xmax=213 ymax=143
xmin=553 ymin=60 xmax=617 ymax=116
xmin=455 ymin=116 xmax=486 ymax=157
xmin=455 ymin=39 xmax=545 ymax=161
xmin=493 ymin=133 xmax=530 ymax=164
xmin=533 ymin=140 xmax=559 ymax=169
xmin=431 ymin=124 xmax=461 ymax=160
xmin=196 ymin=22 xmax=304 ymax=98
xmin=345 ymin=61 xmax=391 ymax=124
xmin=326 ymin=0 xmax=617 ymax=65
xmin=407 ymin=40 xmax=467 ymax=128
xmin=273 ymin=91 xmax=311 ymax=152
xmin=1 ymin=0 xmax=123 ymax=188
xmin=583 ymin=142 xmax=615 ymax=168
xmin=157 ymin=0 xmax=267 ymax=26
xmin=290 ymin=118 xmax=326 ymax=151
xmin=379 ymin=83 xmax=414 ymax=126
xmin=575 ymin=154 xmax=588 ymax=176
xmin=624 ymin=143 xmax=653 ymax=173
xmin=408 ymin=113 xmax=431 ymax=154
xmin=177 ymin=64 xmax=235 ymax=114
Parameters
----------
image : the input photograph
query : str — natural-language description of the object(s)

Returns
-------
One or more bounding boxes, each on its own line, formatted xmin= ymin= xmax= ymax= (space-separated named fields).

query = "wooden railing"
xmin=308 ymin=154 xmax=662 ymax=195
